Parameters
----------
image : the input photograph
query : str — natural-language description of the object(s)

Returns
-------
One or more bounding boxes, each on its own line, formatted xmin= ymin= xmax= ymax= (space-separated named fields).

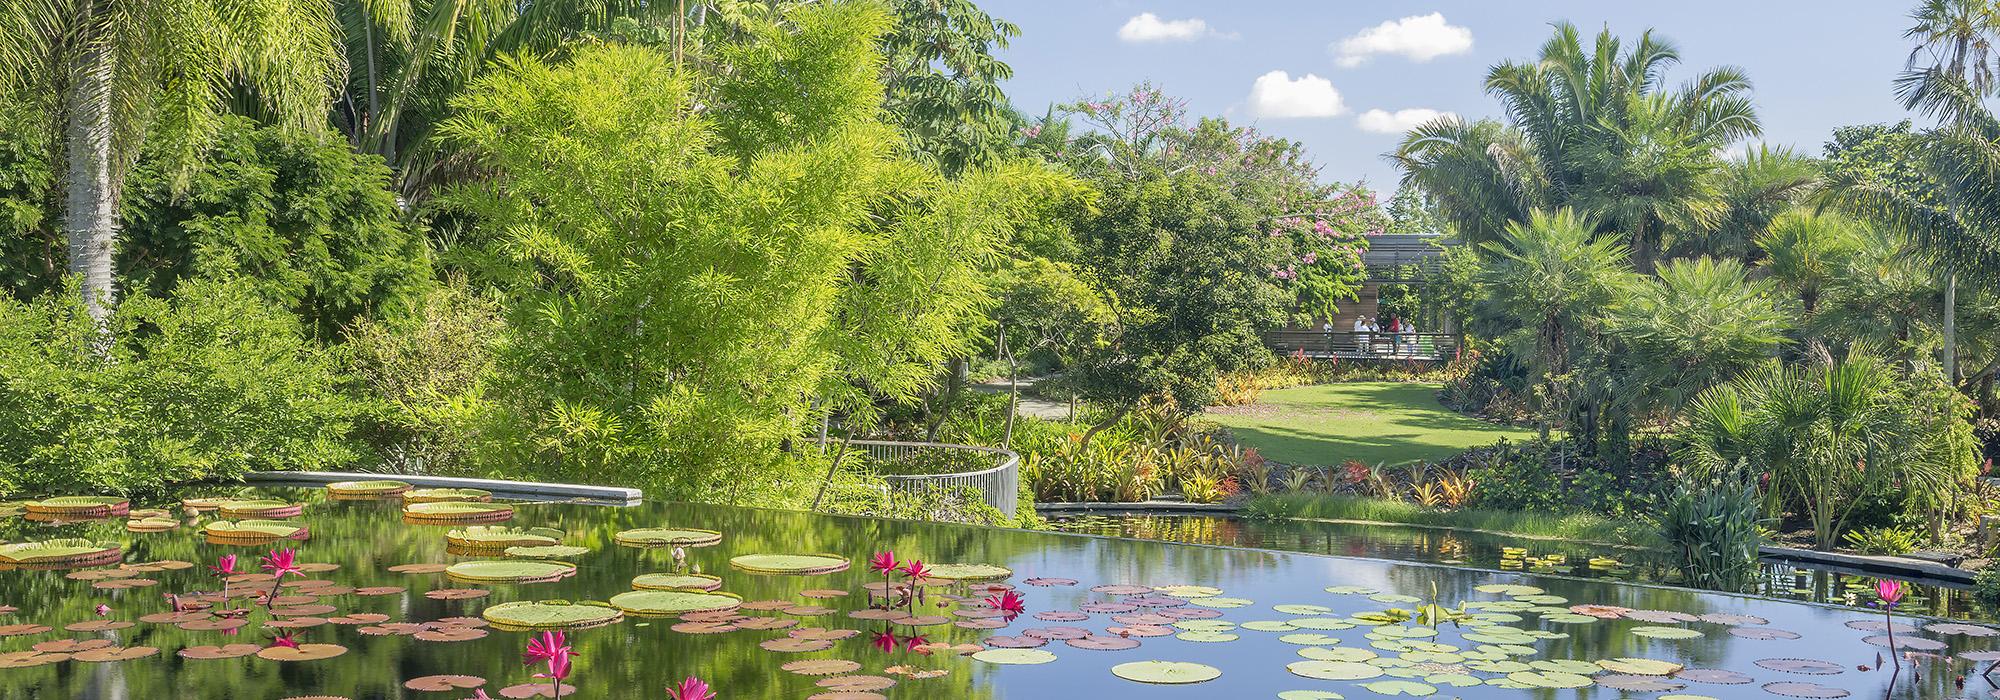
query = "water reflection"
xmin=0 ymin=490 xmax=1988 ymax=698
xmin=1044 ymin=513 xmax=1996 ymax=622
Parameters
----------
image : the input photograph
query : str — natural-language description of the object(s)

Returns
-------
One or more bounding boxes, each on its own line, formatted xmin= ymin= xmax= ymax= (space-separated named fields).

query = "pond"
xmin=1044 ymin=512 xmax=1998 ymax=623
xmin=0 ymin=486 xmax=1995 ymax=699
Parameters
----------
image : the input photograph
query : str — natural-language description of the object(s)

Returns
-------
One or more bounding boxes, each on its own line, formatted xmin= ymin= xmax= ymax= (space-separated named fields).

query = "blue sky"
xmin=982 ymin=1 xmax=1921 ymax=189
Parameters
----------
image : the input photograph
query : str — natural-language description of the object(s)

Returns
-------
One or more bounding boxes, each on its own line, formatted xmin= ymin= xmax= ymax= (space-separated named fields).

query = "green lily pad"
xmin=402 ymin=488 xmax=492 ymax=503
xmin=0 ymin=538 xmax=122 ymax=567
xmin=971 ymin=648 xmax=1057 ymax=665
xmin=1287 ymin=660 xmax=1384 ymax=681
xmin=1631 ymin=626 xmax=1704 ymax=639
xmin=1598 ymin=657 xmax=1682 ymax=676
xmin=632 ymin=573 xmax=723 ymax=591
xmin=1359 ymin=680 xmax=1437 ymax=696
xmin=1190 ymin=596 xmax=1253 ymax=608
xmin=1156 ymin=585 xmax=1224 ymax=598
xmin=612 ymin=528 xmax=723 ymax=548
xmin=1324 ymin=586 xmax=1378 ymax=595
xmin=1274 ymin=604 xmax=1332 ymax=615
xmin=925 ymin=563 xmax=1012 ymax=581
xmin=481 ymin=600 xmax=622 ymax=630
xmin=1530 ymin=659 xmax=1600 ymax=674
xmin=1279 ymin=633 xmax=1344 ymax=645
xmin=1506 ymin=671 xmax=1593 ymax=689
xmin=24 ymin=496 xmax=129 ymax=516
xmin=202 ymin=520 xmax=308 ymax=545
xmin=1243 ymin=620 xmax=1299 ymax=632
xmin=1111 ymin=661 xmax=1221 ymax=684
xmin=504 ymin=545 xmax=590 ymax=559
xmin=607 ymin=590 xmax=743 ymax=616
xmin=216 ymin=500 xmax=302 ymax=518
xmin=1299 ymin=647 xmax=1378 ymax=662
xmin=1175 ymin=631 xmax=1238 ymax=643
xmin=444 ymin=559 xmax=575 ymax=583
xmin=1422 ymin=673 xmax=1482 ymax=687
xmin=403 ymin=501 xmax=513 ymax=523
xmin=1474 ymin=584 xmax=1544 ymax=596
xmin=729 ymin=553 xmax=849 ymax=575
xmin=1277 ymin=692 xmax=1344 ymax=700
xmin=325 ymin=480 xmax=412 ymax=497
xmin=447 ymin=526 xmax=563 ymax=551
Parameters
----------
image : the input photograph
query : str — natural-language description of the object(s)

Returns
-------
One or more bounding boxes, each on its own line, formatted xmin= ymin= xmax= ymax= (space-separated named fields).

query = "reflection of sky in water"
xmin=0 ymin=491 xmax=1983 ymax=699
xmin=1047 ymin=513 xmax=1996 ymax=623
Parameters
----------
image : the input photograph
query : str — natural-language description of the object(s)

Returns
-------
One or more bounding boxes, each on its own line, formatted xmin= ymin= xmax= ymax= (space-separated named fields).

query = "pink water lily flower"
xmin=533 ymin=654 xmax=572 ymax=681
xmin=94 ymin=604 xmax=110 ymax=617
xmin=269 ymin=632 xmax=300 ymax=649
xmin=210 ymin=554 xmax=237 ymax=577
xmin=871 ymin=630 xmax=898 ymax=653
xmin=523 ymin=630 xmax=573 ymax=666
xmin=1877 ymin=579 xmax=1906 ymax=606
xmin=667 ymin=677 xmax=714 ymax=700
xmin=258 ymin=548 xmax=302 ymax=579
xmin=900 ymin=559 xmax=930 ymax=581
xmin=868 ymin=552 xmax=899 ymax=575
xmin=984 ymin=590 xmax=1026 ymax=618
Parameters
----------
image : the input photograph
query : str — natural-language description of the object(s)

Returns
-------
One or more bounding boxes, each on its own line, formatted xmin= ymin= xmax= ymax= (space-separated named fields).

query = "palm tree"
xmin=1905 ymin=0 xmax=2000 ymax=94
xmin=0 ymin=0 xmax=343 ymax=323
xmin=1679 ymin=352 xmax=1975 ymax=549
xmin=1610 ymin=256 xmax=1789 ymax=415
xmin=1756 ymin=209 xmax=1864 ymax=318
xmin=1396 ymin=23 xmax=1760 ymax=272
xmin=1477 ymin=208 xmax=1637 ymax=439
xmin=1675 ymin=147 xmax=1821 ymax=260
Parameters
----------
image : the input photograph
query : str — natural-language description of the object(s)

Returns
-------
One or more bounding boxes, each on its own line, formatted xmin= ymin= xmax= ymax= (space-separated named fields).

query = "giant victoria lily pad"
xmin=446 ymin=526 xmax=564 ymax=552
xmin=612 ymin=528 xmax=722 ymax=548
xmin=1110 ymin=660 xmax=1221 ymax=684
xmin=217 ymin=500 xmax=304 ymax=519
xmin=325 ymin=480 xmax=412 ymax=498
xmin=204 ymin=520 xmax=310 ymax=545
xmin=0 ymin=539 xmax=123 ymax=569
xmin=925 ymin=563 xmax=1013 ymax=581
xmin=23 ymin=496 xmax=129 ymax=517
xmin=481 ymin=601 xmax=623 ymax=631
xmin=445 ymin=560 xmax=576 ymax=583
xmin=729 ymin=553 xmax=849 ymax=575
xmin=403 ymin=501 xmax=514 ymax=524
xmin=402 ymin=488 xmax=493 ymax=503
xmin=632 ymin=573 xmax=723 ymax=591
xmin=607 ymin=590 xmax=743 ymax=616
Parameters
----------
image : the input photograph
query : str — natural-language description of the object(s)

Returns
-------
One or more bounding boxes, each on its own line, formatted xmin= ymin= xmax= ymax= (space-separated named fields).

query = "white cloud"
xmin=1356 ymin=108 xmax=1455 ymax=134
xmin=1118 ymin=13 xmax=1211 ymax=43
xmin=1333 ymin=13 xmax=1474 ymax=68
xmin=1245 ymin=70 xmax=1346 ymax=119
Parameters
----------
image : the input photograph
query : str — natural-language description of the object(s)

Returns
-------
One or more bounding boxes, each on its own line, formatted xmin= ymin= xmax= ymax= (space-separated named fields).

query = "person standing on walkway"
xmin=1353 ymin=316 xmax=1370 ymax=355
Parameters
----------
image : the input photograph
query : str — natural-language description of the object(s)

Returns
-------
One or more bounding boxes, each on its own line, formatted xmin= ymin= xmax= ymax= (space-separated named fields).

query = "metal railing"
xmin=850 ymin=440 xmax=1020 ymax=518
xmin=1264 ymin=331 xmax=1460 ymax=360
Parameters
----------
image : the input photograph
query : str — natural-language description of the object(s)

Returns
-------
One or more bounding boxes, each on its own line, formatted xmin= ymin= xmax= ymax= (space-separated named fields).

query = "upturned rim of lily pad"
xmin=24 ymin=496 xmax=130 ymax=516
xmin=401 ymin=488 xmax=493 ymax=503
xmin=480 ymin=600 xmax=624 ymax=631
xmin=444 ymin=559 xmax=576 ymax=583
xmin=612 ymin=527 xmax=723 ymax=548
xmin=631 ymin=573 xmax=724 ymax=591
xmin=325 ymin=480 xmax=413 ymax=497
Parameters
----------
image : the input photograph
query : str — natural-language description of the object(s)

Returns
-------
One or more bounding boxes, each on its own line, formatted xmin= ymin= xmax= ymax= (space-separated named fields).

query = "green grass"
xmin=1203 ymin=382 xmax=1536 ymax=467
xmin=1246 ymin=493 xmax=1657 ymax=548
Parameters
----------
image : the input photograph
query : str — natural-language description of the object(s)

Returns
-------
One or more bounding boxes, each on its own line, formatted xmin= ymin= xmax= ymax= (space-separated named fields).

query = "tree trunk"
xmin=64 ymin=38 xmax=118 ymax=326
xmin=1944 ymin=269 xmax=1958 ymax=383
xmin=1077 ymin=404 xmax=1131 ymax=449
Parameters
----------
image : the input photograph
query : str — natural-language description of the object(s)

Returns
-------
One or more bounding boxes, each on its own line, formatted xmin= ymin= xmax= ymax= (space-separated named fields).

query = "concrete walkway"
xmin=971 ymin=376 xmax=1073 ymax=421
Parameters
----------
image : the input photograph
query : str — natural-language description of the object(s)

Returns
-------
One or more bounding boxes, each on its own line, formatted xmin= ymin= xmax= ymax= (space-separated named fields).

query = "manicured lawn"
xmin=1203 ymin=382 xmax=1537 ymax=466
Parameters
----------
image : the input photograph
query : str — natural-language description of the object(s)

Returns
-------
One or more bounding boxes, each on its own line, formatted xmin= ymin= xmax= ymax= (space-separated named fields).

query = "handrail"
xmin=844 ymin=439 xmax=1021 ymax=518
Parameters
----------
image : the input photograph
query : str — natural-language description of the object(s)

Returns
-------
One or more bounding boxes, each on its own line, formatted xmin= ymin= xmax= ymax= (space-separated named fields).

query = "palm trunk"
xmin=64 ymin=38 xmax=118 ymax=327
xmin=1943 ymin=269 xmax=1958 ymax=383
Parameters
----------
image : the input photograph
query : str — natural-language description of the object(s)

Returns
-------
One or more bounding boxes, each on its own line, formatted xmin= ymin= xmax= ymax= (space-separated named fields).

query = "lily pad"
xmin=1505 ymin=671 xmax=1593 ymax=689
xmin=1287 ymin=660 xmax=1384 ymax=681
xmin=971 ymin=648 xmax=1057 ymax=665
xmin=1597 ymin=657 xmax=1682 ymax=676
xmin=1277 ymin=692 xmax=1344 ymax=700
xmin=24 ymin=496 xmax=129 ymax=517
xmin=404 ymin=502 xmax=513 ymax=523
xmin=446 ymin=526 xmax=564 ymax=551
xmin=217 ymin=500 xmax=304 ymax=519
xmin=444 ymin=560 xmax=576 ymax=583
xmin=729 ymin=553 xmax=850 ymax=575
xmin=402 ymin=488 xmax=492 ymax=503
xmin=1110 ymin=660 xmax=1221 ymax=684
xmin=326 ymin=480 xmax=412 ymax=497
xmin=607 ymin=590 xmax=743 ymax=616
xmin=0 ymin=538 xmax=123 ymax=568
xmin=612 ymin=528 xmax=723 ymax=548
xmin=1358 ymin=680 xmax=1437 ymax=696
xmin=926 ymin=563 xmax=1012 ymax=581
xmin=481 ymin=600 xmax=623 ymax=630
xmin=1630 ymin=626 xmax=1704 ymax=639
xmin=504 ymin=545 xmax=590 ymax=559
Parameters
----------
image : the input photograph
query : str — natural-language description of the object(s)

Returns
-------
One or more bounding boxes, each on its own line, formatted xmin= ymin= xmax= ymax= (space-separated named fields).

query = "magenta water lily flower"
xmin=210 ymin=554 xmax=237 ymax=577
xmin=94 ymin=604 xmax=110 ymax=617
xmin=1878 ymin=579 xmax=1907 ymax=672
xmin=269 ymin=632 xmax=300 ymax=649
xmin=259 ymin=548 xmax=302 ymax=579
xmin=904 ymin=633 xmax=930 ymax=654
xmin=522 ymin=631 xmax=573 ymax=667
xmin=867 ymin=552 xmax=899 ymax=575
xmin=900 ymin=559 xmax=930 ymax=581
xmin=871 ymin=630 xmax=898 ymax=653
xmin=667 ymin=677 xmax=714 ymax=700
xmin=984 ymin=590 xmax=1026 ymax=618
xmin=1877 ymin=579 xmax=1906 ymax=606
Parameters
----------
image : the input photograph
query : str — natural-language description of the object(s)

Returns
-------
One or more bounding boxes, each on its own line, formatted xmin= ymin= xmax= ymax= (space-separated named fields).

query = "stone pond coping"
xmin=1037 ymin=501 xmax=1981 ymax=588
xmin=243 ymin=471 xmax=643 ymax=506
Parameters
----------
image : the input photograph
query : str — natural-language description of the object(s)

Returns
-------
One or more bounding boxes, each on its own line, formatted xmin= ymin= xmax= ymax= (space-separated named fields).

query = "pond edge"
xmin=241 ymin=471 xmax=643 ymax=506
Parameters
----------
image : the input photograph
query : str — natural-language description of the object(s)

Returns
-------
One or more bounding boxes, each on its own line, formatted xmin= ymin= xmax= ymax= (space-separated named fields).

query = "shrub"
xmin=1975 ymin=568 xmax=2000 ymax=608
xmin=343 ymin=282 xmax=504 ymax=475
xmin=1656 ymin=474 xmax=1766 ymax=590
xmin=0 ymin=279 xmax=365 ymax=498
xmin=1841 ymin=526 xmax=1922 ymax=555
